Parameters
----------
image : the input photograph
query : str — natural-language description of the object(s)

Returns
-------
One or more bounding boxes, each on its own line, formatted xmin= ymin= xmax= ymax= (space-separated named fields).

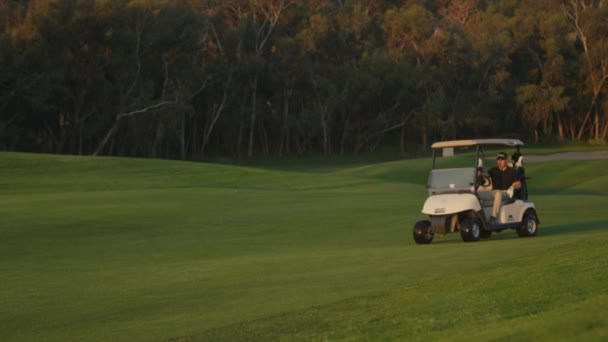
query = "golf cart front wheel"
xmin=518 ymin=214 xmax=538 ymax=237
xmin=413 ymin=220 xmax=434 ymax=244
xmin=460 ymin=218 xmax=481 ymax=242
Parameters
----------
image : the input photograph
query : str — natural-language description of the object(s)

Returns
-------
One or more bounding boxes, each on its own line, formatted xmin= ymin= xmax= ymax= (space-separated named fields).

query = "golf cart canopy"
xmin=431 ymin=139 xmax=524 ymax=149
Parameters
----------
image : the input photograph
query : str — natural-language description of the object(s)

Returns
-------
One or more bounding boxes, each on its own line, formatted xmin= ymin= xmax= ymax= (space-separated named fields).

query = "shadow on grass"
xmin=428 ymin=233 xmax=520 ymax=244
xmin=538 ymin=220 xmax=608 ymax=237
xmin=534 ymin=189 xmax=608 ymax=196
xmin=486 ymin=220 xmax=608 ymax=242
xmin=426 ymin=220 xmax=608 ymax=245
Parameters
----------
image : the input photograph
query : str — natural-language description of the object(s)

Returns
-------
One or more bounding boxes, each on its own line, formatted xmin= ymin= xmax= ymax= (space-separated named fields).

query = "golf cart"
xmin=413 ymin=139 xmax=540 ymax=244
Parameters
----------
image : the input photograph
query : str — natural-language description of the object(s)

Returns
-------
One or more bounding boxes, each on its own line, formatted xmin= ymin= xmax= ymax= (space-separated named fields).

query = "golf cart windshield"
xmin=427 ymin=167 xmax=475 ymax=194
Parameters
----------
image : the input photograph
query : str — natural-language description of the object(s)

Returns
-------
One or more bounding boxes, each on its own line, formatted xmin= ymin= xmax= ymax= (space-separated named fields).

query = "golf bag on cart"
xmin=511 ymin=151 xmax=528 ymax=200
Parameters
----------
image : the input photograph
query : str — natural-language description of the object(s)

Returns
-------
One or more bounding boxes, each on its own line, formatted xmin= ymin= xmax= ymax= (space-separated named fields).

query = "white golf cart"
xmin=413 ymin=139 xmax=540 ymax=244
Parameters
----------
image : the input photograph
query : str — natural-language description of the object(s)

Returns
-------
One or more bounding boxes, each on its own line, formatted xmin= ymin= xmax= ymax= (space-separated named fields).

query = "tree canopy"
xmin=1 ymin=0 xmax=607 ymax=159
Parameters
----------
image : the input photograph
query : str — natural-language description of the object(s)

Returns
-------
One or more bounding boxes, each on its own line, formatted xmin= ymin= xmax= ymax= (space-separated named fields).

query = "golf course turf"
xmin=1 ymin=151 xmax=607 ymax=341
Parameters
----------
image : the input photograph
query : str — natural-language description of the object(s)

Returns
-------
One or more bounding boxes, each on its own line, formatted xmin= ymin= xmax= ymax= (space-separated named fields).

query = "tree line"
xmin=1 ymin=0 xmax=607 ymax=160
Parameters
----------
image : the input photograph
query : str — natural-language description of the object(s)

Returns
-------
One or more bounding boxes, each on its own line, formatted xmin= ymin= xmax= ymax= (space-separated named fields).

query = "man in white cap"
xmin=488 ymin=152 xmax=522 ymax=224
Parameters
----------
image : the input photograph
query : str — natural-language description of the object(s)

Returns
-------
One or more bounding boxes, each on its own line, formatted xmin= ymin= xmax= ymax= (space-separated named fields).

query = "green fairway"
xmin=1 ymin=151 xmax=608 ymax=341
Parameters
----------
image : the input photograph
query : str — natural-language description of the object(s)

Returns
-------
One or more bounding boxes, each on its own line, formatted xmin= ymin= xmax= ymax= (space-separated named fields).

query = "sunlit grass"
xmin=0 ymin=151 xmax=607 ymax=341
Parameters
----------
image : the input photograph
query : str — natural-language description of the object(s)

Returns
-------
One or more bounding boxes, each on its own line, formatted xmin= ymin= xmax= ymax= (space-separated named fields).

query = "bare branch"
xmin=202 ymin=72 xmax=237 ymax=154
xmin=94 ymin=99 xmax=179 ymax=156
xmin=210 ymin=23 xmax=224 ymax=56
xmin=162 ymin=59 xmax=170 ymax=100
xmin=189 ymin=76 xmax=211 ymax=100
xmin=126 ymin=24 xmax=144 ymax=99
xmin=254 ymin=0 xmax=293 ymax=59
xmin=118 ymin=99 xmax=179 ymax=119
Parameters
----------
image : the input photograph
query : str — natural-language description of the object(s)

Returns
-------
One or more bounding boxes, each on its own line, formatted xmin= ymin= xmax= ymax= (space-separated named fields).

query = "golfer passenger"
xmin=488 ymin=152 xmax=521 ymax=224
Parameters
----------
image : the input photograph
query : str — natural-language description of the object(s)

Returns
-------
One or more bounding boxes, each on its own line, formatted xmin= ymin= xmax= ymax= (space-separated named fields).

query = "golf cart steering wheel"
xmin=477 ymin=172 xmax=492 ymax=187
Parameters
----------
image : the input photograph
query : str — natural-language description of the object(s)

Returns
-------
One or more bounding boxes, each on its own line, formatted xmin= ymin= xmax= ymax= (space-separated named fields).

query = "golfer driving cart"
xmin=413 ymin=139 xmax=540 ymax=244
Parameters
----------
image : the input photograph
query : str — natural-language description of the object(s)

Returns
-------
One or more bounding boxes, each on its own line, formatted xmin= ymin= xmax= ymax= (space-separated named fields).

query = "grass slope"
xmin=0 ymin=151 xmax=607 ymax=341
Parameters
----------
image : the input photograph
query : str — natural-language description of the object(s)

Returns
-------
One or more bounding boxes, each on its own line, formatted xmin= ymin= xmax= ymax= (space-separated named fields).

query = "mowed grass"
xmin=1 ymin=151 xmax=607 ymax=341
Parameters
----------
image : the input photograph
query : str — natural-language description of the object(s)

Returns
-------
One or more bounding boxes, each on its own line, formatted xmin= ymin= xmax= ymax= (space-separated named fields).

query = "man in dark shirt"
xmin=487 ymin=152 xmax=521 ymax=224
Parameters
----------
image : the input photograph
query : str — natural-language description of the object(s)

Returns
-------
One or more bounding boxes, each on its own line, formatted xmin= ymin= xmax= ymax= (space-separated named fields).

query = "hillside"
xmin=1 ymin=152 xmax=607 ymax=341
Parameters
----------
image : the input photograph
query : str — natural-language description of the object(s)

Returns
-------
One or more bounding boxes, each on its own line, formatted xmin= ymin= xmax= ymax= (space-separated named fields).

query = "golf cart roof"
xmin=431 ymin=139 xmax=524 ymax=149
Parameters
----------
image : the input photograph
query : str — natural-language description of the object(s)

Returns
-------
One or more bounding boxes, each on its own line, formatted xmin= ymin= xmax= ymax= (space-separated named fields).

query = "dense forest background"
xmin=1 ymin=0 xmax=607 ymax=160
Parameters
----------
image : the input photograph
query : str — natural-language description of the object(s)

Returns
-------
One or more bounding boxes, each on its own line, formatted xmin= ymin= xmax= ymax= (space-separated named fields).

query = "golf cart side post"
xmin=413 ymin=139 xmax=540 ymax=244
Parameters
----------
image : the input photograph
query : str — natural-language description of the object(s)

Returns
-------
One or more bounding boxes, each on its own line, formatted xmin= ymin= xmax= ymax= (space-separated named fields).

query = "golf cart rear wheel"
xmin=518 ymin=214 xmax=538 ymax=237
xmin=413 ymin=220 xmax=434 ymax=244
xmin=460 ymin=218 xmax=481 ymax=242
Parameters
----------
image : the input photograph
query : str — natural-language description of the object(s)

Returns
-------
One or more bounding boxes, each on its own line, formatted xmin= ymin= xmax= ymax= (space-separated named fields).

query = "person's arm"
xmin=511 ymin=168 xmax=522 ymax=189
xmin=512 ymin=180 xmax=522 ymax=189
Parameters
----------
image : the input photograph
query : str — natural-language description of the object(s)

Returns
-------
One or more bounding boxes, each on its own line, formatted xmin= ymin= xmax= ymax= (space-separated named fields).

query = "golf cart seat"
xmin=477 ymin=188 xmax=517 ymax=209
xmin=477 ymin=190 xmax=495 ymax=208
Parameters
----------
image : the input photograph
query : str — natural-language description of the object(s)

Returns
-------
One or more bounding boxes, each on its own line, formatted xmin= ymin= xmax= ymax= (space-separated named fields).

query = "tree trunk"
xmin=248 ymin=74 xmax=258 ymax=157
xmin=321 ymin=111 xmax=329 ymax=155
xmin=279 ymin=88 xmax=292 ymax=156
xmin=594 ymin=113 xmax=600 ymax=141
xmin=94 ymin=118 xmax=120 ymax=156
xmin=237 ymin=118 xmax=244 ymax=158
xmin=109 ymin=130 xmax=116 ymax=156
xmin=152 ymin=120 xmax=162 ymax=158
xmin=180 ymin=112 xmax=186 ymax=160
xmin=400 ymin=125 xmax=406 ymax=154
xmin=259 ymin=121 xmax=269 ymax=156
xmin=422 ymin=124 xmax=428 ymax=148
xmin=201 ymin=93 xmax=228 ymax=158
xmin=370 ymin=131 xmax=385 ymax=153
xmin=340 ymin=115 xmax=349 ymax=155
xmin=568 ymin=120 xmax=576 ymax=140
xmin=294 ymin=134 xmax=303 ymax=156
xmin=191 ymin=124 xmax=198 ymax=160
xmin=555 ymin=112 xmax=565 ymax=142
xmin=78 ymin=121 xmax=84 ymax=155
